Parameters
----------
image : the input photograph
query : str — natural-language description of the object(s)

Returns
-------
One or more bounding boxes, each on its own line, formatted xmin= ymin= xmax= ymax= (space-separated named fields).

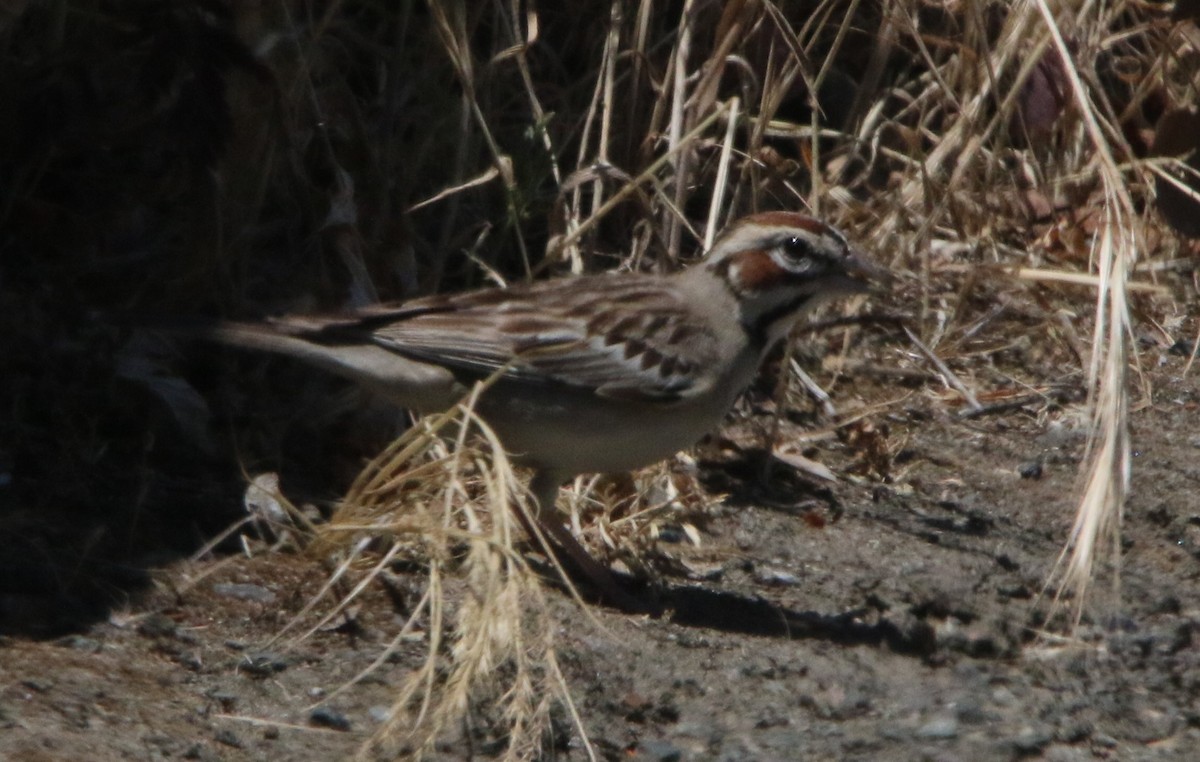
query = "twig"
xmin=955 ymin=387 xmax=1079 ymax=419
xmin=548 ymin=101 xmax=731 ymax=258
xmin=790 ymin=359 xmax=837 ymax=418
xmin=903 ymin=325 xmax=983 ymax=413
xmin=937 ymin=263 xmax=1168 ymax=295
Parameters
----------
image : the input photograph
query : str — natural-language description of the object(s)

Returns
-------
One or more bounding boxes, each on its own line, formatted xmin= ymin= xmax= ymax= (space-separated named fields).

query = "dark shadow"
xmin=524 ymin=557 xmax=937 ymax=657
xmin=0 ymin=476 xmax=246 ymax=638
xmin=0 ymin=377 xmax=394 ymax=639
xmin=662 ymin=584 xmax=937 ymax=656
xmin=0 ymin=538 xmax=151 ymax=639
xmin=696 ymin=447 xmax=840 ymax=515
xmin=0 ymin=3 xmax=273 ymax=639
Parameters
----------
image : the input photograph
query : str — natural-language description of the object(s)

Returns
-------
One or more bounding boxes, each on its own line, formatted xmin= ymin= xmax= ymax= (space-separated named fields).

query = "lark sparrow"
xmin=193 ymin=212 xmax=886 ymax=609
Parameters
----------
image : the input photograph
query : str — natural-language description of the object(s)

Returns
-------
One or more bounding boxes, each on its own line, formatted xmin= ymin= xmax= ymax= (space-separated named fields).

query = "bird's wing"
xmin=353 ymin=275 xmax=721 ymax=404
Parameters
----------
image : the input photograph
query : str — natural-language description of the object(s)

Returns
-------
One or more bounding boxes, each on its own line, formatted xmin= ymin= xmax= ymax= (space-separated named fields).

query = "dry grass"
xmin=278 ymin=395 xmax=592 ymax=760
xmin=3 ymin=0 xmax=1199 ymax=756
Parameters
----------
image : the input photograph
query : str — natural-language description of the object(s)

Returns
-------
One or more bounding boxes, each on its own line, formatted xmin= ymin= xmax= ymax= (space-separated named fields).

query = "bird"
xmin=188 ymin=211 xmax=887 ymax=610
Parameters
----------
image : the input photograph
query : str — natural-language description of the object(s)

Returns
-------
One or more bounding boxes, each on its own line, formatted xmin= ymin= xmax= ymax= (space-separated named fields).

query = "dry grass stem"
xmin=301 ymin=391 xmax=593 ymax=760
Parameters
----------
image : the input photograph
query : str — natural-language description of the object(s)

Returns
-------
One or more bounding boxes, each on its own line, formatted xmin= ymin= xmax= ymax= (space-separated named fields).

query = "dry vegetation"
xmin=3 ymin=0 xmax=1200 ymax=759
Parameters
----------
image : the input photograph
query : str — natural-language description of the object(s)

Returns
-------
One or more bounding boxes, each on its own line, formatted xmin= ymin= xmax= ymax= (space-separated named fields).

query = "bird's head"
xmin=698 ymin=212 xmax=888 ymax=347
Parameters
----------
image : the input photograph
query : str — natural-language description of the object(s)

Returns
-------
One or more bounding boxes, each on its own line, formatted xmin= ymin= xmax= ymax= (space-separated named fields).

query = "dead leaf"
xmin=1011 ymin=45 xmax=1070 ymax=142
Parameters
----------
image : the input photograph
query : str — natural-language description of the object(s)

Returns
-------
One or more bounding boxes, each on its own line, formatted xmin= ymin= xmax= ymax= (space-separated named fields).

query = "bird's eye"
xmin=775 ymin=235 xmax=819 ymax=273
xmin=782 ymin=236 xmax=809 ymax=258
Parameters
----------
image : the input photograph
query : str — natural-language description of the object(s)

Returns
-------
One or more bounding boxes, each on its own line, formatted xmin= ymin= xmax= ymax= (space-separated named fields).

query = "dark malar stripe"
xmin=741 ymin=293 xmax=813 ymax=350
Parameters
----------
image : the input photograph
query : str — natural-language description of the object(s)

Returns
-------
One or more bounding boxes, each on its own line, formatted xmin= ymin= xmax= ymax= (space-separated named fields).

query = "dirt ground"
xmin=3 ymin=354 xmax=1199 ymax=762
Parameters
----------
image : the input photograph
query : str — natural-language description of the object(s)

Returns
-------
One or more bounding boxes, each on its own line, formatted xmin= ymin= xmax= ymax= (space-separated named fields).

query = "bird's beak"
xmin=840 ymin=248 xmax=892 ymax=294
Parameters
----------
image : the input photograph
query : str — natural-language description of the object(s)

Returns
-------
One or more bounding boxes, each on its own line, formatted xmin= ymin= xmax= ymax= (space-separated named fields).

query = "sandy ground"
xmin=2 ymin=358 xmax=1199 ymax=761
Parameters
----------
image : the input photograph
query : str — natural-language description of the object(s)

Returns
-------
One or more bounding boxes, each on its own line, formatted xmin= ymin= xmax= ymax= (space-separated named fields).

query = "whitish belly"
xmin=475 ymin=385 xmax=734 ymax=476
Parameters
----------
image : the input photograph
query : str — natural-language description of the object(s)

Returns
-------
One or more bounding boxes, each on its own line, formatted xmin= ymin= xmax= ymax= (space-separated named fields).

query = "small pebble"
xmin=1017 ymin=460 xmax=1043 ymax=480
xmin=991 ymin=686 xmax=1017 ymax=706
xmin=208 ymin=690 xmax=238 ymax=711
xmin=1056 ymin=721 xmax=1093 ymax=743
xmin=214 ymin=729 xmax=242 ymax=748
xmin=1170 ymin=340 xmax=1195 ymax=356
xmin=916 ymin=716 xmax=959 ymax=740
xmin=368 ymin=705 xmax=392 ymax=723
xmin=310 ymin=706 xmax=352 ymax=732
xmin=239 ymin=652 xmax=290 ymax=676
xmin=635 ymin=738 xmax=684 ymax=761
xmin=55 ymin=635 xmax=102 ymax=652
xmin=174 ymin=650 xmax=203 ymax=671
xmin=1012 ymin=727 xmax=1053 ymax=754
xmin=754 ymin=568 xmax=800 ymax=586
xmin=1092 ymin=732 xmax=1118 ymax=748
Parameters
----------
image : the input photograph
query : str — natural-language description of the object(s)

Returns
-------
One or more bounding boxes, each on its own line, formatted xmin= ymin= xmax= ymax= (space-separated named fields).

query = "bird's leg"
xmin=520 ymin=470 xmax=653 ymax=613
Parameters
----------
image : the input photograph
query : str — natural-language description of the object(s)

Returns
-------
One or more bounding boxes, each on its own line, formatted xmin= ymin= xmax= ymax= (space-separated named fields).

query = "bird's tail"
xmin=162 ymin=318 xmax=461 ymax=412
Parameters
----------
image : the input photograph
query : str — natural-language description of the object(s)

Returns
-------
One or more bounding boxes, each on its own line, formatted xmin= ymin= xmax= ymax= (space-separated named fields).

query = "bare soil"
xmin=3 ymin=359 xmax=1199 ymax=762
